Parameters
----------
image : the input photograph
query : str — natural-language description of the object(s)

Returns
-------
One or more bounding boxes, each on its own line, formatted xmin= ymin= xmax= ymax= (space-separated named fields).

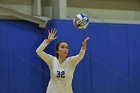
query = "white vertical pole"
xmin=32 ymin=0 xmax=42 ymax=16
xmin=51 ymin=0 xmax=67 ymax=19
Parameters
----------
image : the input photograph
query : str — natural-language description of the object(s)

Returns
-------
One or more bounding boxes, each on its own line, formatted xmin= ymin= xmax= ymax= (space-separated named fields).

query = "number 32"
xmin=57 ymin=71 xmax=65 ymax=78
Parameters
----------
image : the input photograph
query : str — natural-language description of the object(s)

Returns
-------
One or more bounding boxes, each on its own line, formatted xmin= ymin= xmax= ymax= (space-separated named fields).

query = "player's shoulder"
xmin=68 ymin=55 xmax=78 ymax=60
xmin=52 ymin=56 xmax=58 ymax=62
xmin=66 ymin=56 xmax=76 ymax=62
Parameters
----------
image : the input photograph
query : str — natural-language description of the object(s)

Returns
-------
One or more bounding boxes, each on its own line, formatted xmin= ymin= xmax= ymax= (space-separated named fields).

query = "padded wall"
xmin=0 ymin=19 xmax=140 ymax=93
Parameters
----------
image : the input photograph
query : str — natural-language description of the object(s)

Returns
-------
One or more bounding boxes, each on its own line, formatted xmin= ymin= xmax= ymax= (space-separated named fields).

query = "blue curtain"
xmin=0 ymin=19 xmax=140 ymax=93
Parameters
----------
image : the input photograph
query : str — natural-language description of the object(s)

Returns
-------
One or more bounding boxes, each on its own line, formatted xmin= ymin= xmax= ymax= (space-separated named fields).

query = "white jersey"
xmin=36 ymin=39 xmax=85 ymax=93
xmin=45 ymin=50 xmax=85 ymax=93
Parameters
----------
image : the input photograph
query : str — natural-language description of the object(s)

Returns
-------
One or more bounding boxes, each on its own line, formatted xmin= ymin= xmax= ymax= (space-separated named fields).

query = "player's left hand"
xmin=82 ymin=37 xmax=90 ymax=50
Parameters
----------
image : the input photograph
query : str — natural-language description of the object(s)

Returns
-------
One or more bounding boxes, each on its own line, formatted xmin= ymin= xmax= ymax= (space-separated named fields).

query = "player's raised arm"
xmin=81 ymin=37 xmax=90 ymax=50
xmin=36 ymin=28 xmax=57 ymax=66
xmin=71 ymin=37 xmax=90 ymax=68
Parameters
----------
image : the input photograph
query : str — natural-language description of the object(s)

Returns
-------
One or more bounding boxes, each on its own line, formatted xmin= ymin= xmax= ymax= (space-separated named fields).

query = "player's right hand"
xmin=48 ymin=28 xmax=58 ymax=42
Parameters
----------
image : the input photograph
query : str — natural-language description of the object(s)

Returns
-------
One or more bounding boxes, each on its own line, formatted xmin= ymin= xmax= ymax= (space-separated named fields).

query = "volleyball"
xmin=73 ymin=13 xmax=89 ymax=29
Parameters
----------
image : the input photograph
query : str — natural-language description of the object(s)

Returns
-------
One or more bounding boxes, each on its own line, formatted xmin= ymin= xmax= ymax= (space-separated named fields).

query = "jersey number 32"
xmin=57 ymin=71 xmax=65 ymax=78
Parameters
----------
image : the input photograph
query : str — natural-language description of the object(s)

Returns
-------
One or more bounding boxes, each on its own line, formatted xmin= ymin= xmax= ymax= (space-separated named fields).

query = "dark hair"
xmin=55 ymin=41 xmax=68 ymax=59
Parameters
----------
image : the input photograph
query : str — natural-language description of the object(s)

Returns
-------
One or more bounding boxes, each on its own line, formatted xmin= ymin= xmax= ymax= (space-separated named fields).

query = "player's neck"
xmin=58 ymin=57 xmax=66 ymax=64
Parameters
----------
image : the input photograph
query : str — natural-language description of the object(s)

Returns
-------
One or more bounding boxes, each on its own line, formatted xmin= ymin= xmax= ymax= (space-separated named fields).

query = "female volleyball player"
xmin=36 ymin=28 xmax=90 ymax=93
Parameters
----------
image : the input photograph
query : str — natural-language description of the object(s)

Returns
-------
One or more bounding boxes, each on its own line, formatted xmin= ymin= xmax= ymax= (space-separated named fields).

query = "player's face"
xmin=57 ymin=42 xmax=69 ymax=58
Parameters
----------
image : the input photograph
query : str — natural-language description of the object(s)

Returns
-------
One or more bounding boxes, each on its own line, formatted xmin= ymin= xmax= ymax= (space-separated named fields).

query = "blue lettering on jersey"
xmin=57 ymin=71 xmax=65 ymax=78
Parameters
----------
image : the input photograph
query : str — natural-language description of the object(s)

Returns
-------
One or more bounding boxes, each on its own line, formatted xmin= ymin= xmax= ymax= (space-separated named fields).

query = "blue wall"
xmin=0 ymin=20 xmax=140 ymax=93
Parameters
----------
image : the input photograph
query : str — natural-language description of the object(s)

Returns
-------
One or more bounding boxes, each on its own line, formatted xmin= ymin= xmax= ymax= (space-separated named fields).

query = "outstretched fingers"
xmin=48 ymin=28 xmax=57 ymax=35
xmin=51 ymin=28 xmax=56 ymax=34
xmin=53 ymin=28 xmax=57 ymax=35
